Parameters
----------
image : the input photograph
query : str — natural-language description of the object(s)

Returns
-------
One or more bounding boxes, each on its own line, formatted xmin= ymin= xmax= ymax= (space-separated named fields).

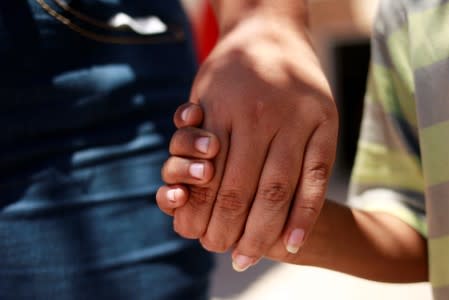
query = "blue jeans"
xmin=0 ymin=1 xmax=213 ymax=299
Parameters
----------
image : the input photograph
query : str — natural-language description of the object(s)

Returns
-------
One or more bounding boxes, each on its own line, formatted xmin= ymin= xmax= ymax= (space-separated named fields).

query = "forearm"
xmin=209 ymin=0 xmax=308 ymax=34
xmin=280 ymin=200 xmax=428 ymax=283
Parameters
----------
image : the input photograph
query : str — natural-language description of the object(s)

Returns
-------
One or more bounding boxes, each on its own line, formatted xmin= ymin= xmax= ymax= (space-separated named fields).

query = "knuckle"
xmin=259 ymin=181 xmax=291 ymax=210
xmin=189 ymin=186 xmax=215 ymax=209
xmin=215 ymin=188 xmax=248 ymax=218
xmin=306 ymin=162 xmax=330 ymax=184
xmin=302 ymin=165 xmax=330 ymax=203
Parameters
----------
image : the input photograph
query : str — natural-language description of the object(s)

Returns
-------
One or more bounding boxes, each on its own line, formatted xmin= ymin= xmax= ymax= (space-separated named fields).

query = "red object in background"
xmin=192 ymin=1 xmax=219 ymax=63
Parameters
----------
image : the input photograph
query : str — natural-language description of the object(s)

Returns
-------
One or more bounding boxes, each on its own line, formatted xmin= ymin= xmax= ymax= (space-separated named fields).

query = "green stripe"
xmin=429 ymin=235 xmax=449 ymax=287
xmin=409 ymin=2 xmax=449 ymax=69
xmin=420 ymin=120 xmax=449 ymax=186
xmin=352 ymin=141 xmax=424 ymax=193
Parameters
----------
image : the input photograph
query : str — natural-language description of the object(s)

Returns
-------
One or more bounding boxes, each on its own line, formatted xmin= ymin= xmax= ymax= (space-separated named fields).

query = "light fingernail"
xmin=232 ymin=255 xmax=254 ymax=272
xmin=167 ymin=189 xmax=177 ymax=203
xmin=195 ymin=137 xmax=210 ymax=154
xmin=167 ymin=188 xmax=183 ymax=204
xmin=286 ymin=228 xmax=305 ymax=254
xmin=189 ymin=163 xmax=205 ymax=179
xmin=181 ymin=106 xmax=191 ymax=122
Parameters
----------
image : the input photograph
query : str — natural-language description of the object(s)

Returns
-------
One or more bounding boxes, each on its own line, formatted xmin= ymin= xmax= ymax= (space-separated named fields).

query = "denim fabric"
xmin=0 ymin=1 xmax=213 ymax=299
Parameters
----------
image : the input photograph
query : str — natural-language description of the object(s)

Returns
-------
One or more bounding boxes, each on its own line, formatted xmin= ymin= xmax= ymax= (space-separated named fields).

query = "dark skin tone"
xmin=157 ymin=103 xmax=428 ymax=281
xmin=157 ymin=0 xmax=339 ymax=271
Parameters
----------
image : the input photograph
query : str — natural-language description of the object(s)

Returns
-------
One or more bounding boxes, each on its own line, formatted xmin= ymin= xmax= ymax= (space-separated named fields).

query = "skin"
xmin=157 ymin=112 xmax=428 ymax=282
xmin=157 ymin=0 xmax=339 ymax=271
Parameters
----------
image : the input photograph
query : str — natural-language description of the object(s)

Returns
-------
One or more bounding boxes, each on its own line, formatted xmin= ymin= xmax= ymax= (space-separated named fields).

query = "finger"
xmin=231 ymin=129 xmax=307 ymax=271
xmin=282 ymin=121 xmax=337 ymax=255
xmin=156 ymin=185 xmax=189 ymax=216
xmin=199 ymin=127 xmax=269 ymax=253
xmin=172 ymin=68 xmax=232 ymax=239
xmin=170 ymin=127 xmax=220 ymax=159
xmin=174 ymin=103 xmax=204 ymax=129
xmin=162 ymin=157 xmax=214 ymax=185
xmin=172 ymin=125 xmax=230 ymax=239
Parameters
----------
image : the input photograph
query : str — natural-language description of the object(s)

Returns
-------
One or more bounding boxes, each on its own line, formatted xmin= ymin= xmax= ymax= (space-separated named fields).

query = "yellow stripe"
xmin=429 ymin=235 xmax=449 ymax=287
xmin=409 ymin=2 xmax=449 ymax=69
xmin=420 ymin=121 xmax=449 ymax=186
xmin=386 ymin=27 xmax=415 ymax=93
xmin=352 ymin=141 xmax=424 ymax=193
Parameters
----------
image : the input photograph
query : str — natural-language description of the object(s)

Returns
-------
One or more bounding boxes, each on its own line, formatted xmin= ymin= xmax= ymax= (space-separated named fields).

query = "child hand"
xmin=156 ymin=103 xmax=220 ymax=216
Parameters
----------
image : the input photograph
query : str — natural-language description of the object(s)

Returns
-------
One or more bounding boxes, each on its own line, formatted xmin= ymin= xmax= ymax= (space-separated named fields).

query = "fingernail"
xmin=286 ymin=228 xmax=305 ymax=254
xmin=167 ymin=188 xmax=182 ymax=204
xmin=181 ymin=106 xmax=191 ymax=122
xmin=232 ymin=255 xmax=254 ymax=272
xmin=167 ymin=189 xmax=177 ymax=203
xmin=189 ymin=163 xmax=205 ymax=179
xmin=195 ymin=137 xmax=210 ymax=154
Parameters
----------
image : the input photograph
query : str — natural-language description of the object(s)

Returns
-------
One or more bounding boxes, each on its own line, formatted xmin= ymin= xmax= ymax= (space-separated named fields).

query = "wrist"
xmin=210 ymin=1 xmax=309 ymax=37
xmin=288 ymin=201 xmax=428 ymax=283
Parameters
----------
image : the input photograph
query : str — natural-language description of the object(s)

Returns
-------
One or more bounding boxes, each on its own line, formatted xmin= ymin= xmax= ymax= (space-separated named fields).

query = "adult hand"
xmin=158 ymin=15 xmax=338 ymax=272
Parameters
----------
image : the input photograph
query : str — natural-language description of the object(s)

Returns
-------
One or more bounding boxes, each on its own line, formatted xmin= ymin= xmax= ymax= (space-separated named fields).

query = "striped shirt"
xmin=348 ymin=0 xmax=449 ymax=298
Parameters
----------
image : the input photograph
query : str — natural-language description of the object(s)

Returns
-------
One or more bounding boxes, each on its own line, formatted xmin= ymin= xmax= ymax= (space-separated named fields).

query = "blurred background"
xmin=182 ymin=0 xmax=433 ymax=299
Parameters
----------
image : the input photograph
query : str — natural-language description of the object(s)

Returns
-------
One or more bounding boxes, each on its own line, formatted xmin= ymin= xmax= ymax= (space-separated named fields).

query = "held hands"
xmin=157 ymin=16 xmax=338 ymax=272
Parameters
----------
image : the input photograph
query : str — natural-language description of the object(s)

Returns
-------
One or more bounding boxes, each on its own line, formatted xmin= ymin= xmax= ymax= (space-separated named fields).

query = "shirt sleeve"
xmin=347 ymin=2 xmax=427 ymax=236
